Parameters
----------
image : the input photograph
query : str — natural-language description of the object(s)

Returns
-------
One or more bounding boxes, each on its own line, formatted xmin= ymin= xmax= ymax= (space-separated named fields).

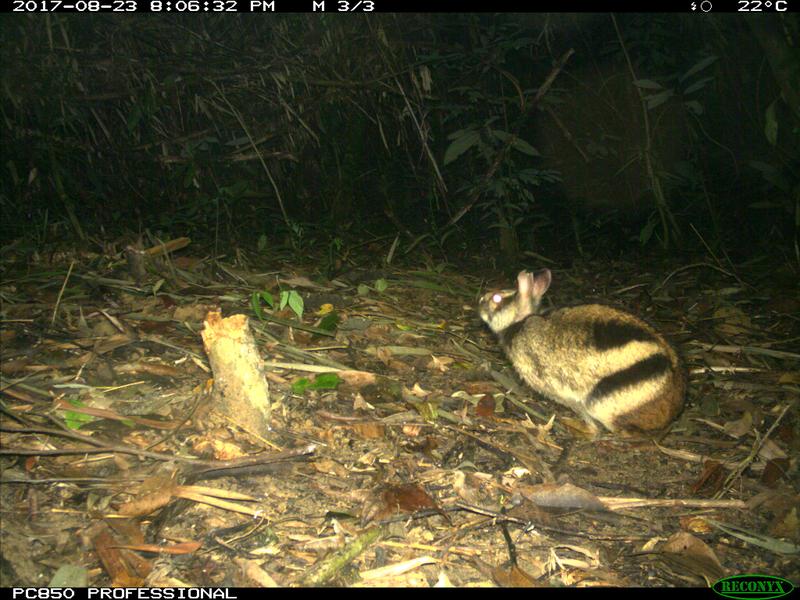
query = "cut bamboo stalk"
xmin=201 ymin=309 xmax=271 ymax=437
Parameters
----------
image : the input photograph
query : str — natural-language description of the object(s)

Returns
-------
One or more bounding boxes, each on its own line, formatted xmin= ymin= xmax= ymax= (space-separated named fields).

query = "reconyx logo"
xmin=713 ymin=575 xmax=794 ymax=600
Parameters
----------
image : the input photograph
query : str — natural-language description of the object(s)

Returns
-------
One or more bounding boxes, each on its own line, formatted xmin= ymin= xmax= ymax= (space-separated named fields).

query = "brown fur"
xmin=613 ymin=367 xmax=686 ymax=431
xmin=479 ymin=270 xmax=685 ymax=434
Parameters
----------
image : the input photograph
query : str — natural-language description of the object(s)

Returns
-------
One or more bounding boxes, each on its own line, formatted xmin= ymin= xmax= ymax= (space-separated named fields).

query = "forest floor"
xmin=1 ymin=237 xmax=798 ymax=587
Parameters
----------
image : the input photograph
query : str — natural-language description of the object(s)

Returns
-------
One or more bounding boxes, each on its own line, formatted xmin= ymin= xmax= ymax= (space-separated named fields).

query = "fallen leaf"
xmin=761 ymin=459 xmax=789 ymax=487
xmin=427 ymin=355 xmax=454 ymax=372
xmin=492 ymin=564 xmax=541 ymax=587
xmin=361 ymin=483 xmax=446 ymax=525
xmin=722 ymin=412 xmax=752 ymax=438
xmin=92 ymin=525 xmax=151 ymax=586
xmin=350 ymin=421 xmax=386 ymax=439
xmin=659 ymin=531 xmax=726 ymax=582
xmin=520 ymin=482 xmax=607 ymax=512
xmin=690 ymin=460 xmax=727 ymax=496
xmin=769 ymin=505 xmax=799 ymax=540
xmin=409 ymin=383 xmax=431 ymax=398
xmin=117 ymin=482 xmax=177 ymax=517
xmin=713 ymin=306 xmax=752 ymax=336
xmin=475 ymin=394 xmax=496 ymax=418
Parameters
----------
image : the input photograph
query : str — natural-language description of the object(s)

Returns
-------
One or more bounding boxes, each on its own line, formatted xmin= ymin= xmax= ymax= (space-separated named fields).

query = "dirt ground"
xmin=1 ymin=244 xmax=798 ymax=587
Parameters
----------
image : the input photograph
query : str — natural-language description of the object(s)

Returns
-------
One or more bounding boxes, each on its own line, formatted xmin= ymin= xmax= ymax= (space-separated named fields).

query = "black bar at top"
xmin=5 ymin=0 xmax=795 ymax=12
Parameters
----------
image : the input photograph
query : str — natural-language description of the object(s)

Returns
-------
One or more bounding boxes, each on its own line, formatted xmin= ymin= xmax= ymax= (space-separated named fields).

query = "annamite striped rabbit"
xmin=479 ymin=269 xmax=685 ymax=434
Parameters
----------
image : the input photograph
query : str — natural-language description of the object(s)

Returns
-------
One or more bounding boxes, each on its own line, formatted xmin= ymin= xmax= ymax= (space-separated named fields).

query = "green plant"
xmin=251 ymin=289 xmax=305 ymax=320
xmin=356 ymin=278 xmax=389 ymax=296
xmin=291 ymin=373 xmax=341 ymax=394
xmin=445 ymin=123 xmax=559 ymax=259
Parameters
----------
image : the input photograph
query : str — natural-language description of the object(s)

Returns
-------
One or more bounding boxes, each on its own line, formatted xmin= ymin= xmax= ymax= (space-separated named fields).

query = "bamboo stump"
xmin=201 ymin=309 xmax=271 ymax=437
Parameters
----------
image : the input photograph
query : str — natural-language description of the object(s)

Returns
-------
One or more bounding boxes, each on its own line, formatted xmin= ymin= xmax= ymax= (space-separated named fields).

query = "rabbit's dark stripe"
xmin=588 ymin=354 xmax=672 ymax=405
xmin=592 ymin=320 xmax=657 ymax=350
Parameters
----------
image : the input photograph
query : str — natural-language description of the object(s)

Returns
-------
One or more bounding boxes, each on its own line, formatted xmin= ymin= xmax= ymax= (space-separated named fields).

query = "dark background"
xmin=1 ymin=13 xmax=798 ymax=271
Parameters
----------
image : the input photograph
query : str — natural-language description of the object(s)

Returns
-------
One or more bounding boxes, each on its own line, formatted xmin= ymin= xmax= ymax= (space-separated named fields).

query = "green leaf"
xmin=748 ymin=160 xmax=775 ymax=175
xmin=282 ymin=290 xmax=304 ymax=319
xmin=684 ymin=100 xmax=704 ymax=116
xmin=510 ymin=137 xmax=540 ymax=157
xmin=443 ymin=130 xmax=480 ymax=165
xmin=410 ymin=400 xmax=439 ymax=422
xmin=291 ymin=378 xmax=311 ymax=394
xmin=251 ymin=292 xmax=263 ymax=319
xmin=683 ymin=76 xmax=714 ymax=95
xmin=251 ymin=291 xmax=274 ymax=320
xmin=633 ymin=79 xmax=663 ymax=90
xmin=765 ymin=100 xmax=778 ymax=146
xmin=748 ymin=160 xmax=790 ymax=192
xmin=319 ymin=312 xmax=340 ymax=332
xmin=644 ymin=89 xmax=674 ymax=110
xmin=680 ymin=55 xmax=718 ymax=82
xmin=64 ymin=412 xmax=94 ymax=430
xmin=49 ymin=565 xmax=88 ymax=588
xmin=357 ymin=283 xmax=370 ymax=296
xmin=639 ymin=217 xmax=657 ymax=245
xmin=309 ymin=373 xmax=341 ymax=390
xmin=374 ymin=278 xmax=388 ymax=293
xmin=292 ymin=374 xmax=341 ymax=394
xmin=491 ymin=129 xmax=511 ymax=143
xmin=63 ymin=402 xmax=95 ymax=430
xmin=288 ymin=291 xmax=304 ymax=319
xmin=446 ymin=128 xmax=471 ymax=140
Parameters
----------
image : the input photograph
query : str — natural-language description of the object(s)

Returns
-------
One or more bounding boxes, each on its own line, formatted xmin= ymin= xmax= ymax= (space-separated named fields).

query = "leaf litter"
xmin=0 ymin=240 xmax=797 ymax=587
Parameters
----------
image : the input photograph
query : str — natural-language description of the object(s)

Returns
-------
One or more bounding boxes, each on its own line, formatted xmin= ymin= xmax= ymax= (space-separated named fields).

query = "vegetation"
xmin=1 ymin=14 xmax=797 ymax=265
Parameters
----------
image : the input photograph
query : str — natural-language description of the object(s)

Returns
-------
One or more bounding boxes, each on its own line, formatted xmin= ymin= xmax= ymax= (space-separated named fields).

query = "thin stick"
xmin=717 ymin=401 xmax=795 ymax=499
xmin=50 ymin=260 xmax=75 ymax=327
